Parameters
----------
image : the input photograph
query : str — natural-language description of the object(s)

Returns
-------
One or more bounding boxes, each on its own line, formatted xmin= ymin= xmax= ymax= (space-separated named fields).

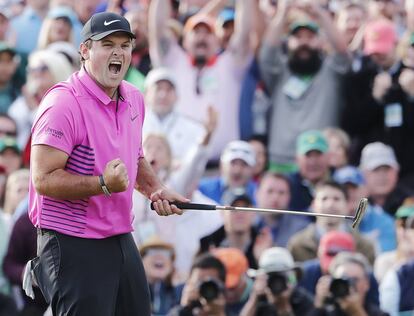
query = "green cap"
xmin=395 ymin=205 xmax=414 ymax=219
xmin=289 ymin=21 xmax=319 ymax=35
xmin=0 ymin=137 xmax=20 ymax=154
xmin=0 ymin=42 xmax=16 ymax=56
xmin=296 ymin=130 xmax=328 ymax=155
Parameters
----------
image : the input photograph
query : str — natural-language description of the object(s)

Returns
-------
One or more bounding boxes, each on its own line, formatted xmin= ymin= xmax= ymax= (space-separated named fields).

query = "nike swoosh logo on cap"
xmin=104 ymin=19 xmax=120 ymax=26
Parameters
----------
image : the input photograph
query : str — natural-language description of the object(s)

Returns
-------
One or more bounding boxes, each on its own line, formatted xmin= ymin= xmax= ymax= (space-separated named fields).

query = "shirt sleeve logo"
xmin=45 ymin=127 xmax=64 ymax=139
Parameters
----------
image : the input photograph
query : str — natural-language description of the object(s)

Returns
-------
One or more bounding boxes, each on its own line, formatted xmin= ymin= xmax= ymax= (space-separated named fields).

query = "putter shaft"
xmin=150 ymin=198 xmax=368 ymax=229
xmin=215 ymin=205 xmax=354 ymax=220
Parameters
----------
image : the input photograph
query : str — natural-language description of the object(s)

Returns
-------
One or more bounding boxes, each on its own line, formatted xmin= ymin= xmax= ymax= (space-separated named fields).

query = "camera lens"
xmin=199 ymin=279 xmax=221 ymax=302
xmin=329 ymin=278 xmax=351 ymax=299
xmin=267 ymin=273 xmax=288 ymax=295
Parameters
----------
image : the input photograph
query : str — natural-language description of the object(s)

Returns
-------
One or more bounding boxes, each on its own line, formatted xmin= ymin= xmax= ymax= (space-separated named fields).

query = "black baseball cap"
xmin=81 ymin=12 xmax=135 ymax=43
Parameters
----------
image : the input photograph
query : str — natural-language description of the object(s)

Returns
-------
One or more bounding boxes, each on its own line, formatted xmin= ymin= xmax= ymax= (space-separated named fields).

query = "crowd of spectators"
xmin=0 ymin=0 xmax=414 ymax=315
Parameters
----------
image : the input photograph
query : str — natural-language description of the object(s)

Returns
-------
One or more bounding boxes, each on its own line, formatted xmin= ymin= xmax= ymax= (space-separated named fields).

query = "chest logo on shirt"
xmin=131 ymin=113 xmax=139 ymax=121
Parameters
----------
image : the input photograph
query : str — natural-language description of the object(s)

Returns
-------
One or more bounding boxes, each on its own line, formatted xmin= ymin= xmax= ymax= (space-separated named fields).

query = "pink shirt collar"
xmin=77 ymin=67 xmax=126 ymax=105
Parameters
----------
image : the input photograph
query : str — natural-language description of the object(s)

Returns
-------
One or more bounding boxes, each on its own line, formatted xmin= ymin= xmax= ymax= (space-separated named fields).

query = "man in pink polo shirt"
xmin=27 ymin=12 xmax=187 ymax=316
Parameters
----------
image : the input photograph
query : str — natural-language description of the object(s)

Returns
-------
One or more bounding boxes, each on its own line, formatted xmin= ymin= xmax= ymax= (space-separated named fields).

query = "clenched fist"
xmin=399 ymin=68 xmax=414 ymax=97
xmin=103 ymin=158 xmax=129 ymax=193
xmin=373 ymin=72 xmax=392 ymax=102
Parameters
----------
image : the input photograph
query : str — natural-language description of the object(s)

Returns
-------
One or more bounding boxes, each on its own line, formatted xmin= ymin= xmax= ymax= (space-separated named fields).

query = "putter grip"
xmin=150 ymin=202 xmax=216 ymax=211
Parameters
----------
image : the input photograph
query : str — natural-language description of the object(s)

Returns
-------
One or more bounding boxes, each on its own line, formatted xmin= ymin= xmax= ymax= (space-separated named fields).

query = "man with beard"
xmin=149 ymin=0 xmax=254 ymax=161
xmin=259 ymin=0 xmax=349 ymax=171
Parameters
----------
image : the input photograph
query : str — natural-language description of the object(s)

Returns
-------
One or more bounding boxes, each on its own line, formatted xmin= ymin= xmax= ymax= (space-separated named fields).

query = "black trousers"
xmin=33 ymin=229 xmax=151 ymax=316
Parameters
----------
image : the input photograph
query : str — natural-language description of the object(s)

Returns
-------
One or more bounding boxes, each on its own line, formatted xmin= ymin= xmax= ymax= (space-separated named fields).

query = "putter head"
xmin=352 ymin=198 xmax=368 ymax=229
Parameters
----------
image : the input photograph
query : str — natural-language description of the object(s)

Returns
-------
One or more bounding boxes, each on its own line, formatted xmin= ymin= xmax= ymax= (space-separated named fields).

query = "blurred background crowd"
xmin=0 ymin=0 xmax=414 ymax=315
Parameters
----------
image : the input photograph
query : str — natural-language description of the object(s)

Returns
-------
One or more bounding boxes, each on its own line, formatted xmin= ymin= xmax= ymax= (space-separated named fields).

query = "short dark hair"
xmin=190 ymin=253 xmax=226 ymax=283
xmin=79 ymin=39 xmax=92 ymax=64
xmin=259 ymin=171 xmax=291 ymax=190
xmin=315 ymin=180 xmax=348 ymax=200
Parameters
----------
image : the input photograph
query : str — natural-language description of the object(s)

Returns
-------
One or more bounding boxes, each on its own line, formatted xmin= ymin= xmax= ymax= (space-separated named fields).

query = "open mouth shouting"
xmin=108 ymin=60 xmax=122 ymax=75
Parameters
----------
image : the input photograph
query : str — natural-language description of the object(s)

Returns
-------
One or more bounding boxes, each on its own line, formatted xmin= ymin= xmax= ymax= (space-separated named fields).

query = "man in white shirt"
xmin=143 ymin=68 xmax=206 ymax=163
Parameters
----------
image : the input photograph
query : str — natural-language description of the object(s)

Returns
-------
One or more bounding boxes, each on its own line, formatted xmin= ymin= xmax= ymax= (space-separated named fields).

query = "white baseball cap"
xmin=248 ymin=247 xmax=298 ymax=277
xmin=359 ymin=142 xmax=399 ymax=171
xmin=220 ymin=140 xmax=256 ymax=167
xmin=144 ymin=67 xmax=176 ymax=91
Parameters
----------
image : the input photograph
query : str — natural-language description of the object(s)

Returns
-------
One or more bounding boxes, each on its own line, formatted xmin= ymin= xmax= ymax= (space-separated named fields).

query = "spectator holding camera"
xmin=299 ymin=231 xmax=357 ymax=296
xmin=310 ymin=252 xmax=388 ymax=316
xmin=299 ymin=231 xmax=380 ymax=306
xmin=213 ymin=248 xmax=253 ymax=316
xmin=240 ymin=247 xmax=314 ymax=316
xmin=169 ymin=253 xmax=227 ymax=316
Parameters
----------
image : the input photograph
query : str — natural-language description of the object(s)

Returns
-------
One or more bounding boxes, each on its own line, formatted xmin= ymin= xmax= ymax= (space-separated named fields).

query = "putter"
xmin=152 ymin=197 xmax=368 ymax=229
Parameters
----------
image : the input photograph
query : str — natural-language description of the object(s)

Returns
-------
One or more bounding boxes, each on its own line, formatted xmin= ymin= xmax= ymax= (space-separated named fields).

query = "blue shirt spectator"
xmin=359 ymin=203 xmax=397 ymax=253
xmin=239 ymin=59 xmax=259 ymax=141
xmin=199 ymin=177 xmax=257 ymax=205
xmin=199 ymin=141 xmax=257 ymax=204
xmin=11 ymin=6 xmax=43 ymax=54
xmin=256 ymin=213 xmax=309 ymax=248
